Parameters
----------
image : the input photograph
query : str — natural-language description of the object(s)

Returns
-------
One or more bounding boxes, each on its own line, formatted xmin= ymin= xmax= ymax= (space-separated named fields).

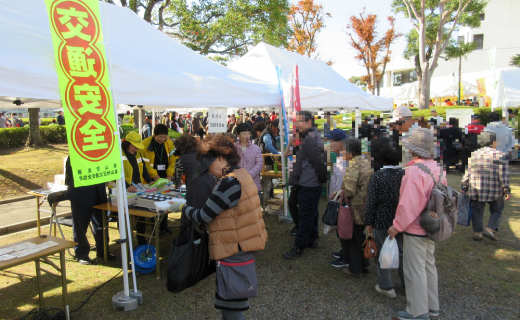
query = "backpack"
xmin=413 ymin=163 xmax=459 ymax=242
xmin=18 ymin=119 xmax=25 ymax=127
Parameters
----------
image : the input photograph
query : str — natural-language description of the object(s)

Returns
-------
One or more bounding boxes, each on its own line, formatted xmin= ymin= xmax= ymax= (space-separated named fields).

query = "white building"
xmin=380 ymin=0 xmax=520 ymax=103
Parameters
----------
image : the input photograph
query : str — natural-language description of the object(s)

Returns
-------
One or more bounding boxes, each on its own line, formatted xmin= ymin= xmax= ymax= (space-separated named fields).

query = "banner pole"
xmin=100 ymin=1 xmax=140 ymax=307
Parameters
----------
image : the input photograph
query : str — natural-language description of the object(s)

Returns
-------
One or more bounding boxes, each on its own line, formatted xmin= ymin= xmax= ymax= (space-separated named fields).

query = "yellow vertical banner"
xmin=476 ymin=78 xmax=487 ymax=97
xmin=45 ymin=0 xmax=121 ymax=187
xmin=460 ymin=82 xmax=464 ymax=101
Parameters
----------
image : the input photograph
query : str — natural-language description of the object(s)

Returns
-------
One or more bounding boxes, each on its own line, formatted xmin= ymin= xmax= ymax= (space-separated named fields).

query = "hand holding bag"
xmin=337 ymin=191 xmax=354 ymax=240
xmin=363 ymin=234 xmax=378 ymax=259
xmin=216 ymin=251 xmax=258 ymax=300
xmin=379 ymin=236 xmax=399 ymax=269
xmin=322 ymin=191 xmax=341 ymax=226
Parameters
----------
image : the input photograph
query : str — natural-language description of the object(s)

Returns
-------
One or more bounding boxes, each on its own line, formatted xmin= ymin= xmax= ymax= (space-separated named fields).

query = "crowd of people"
xmin=0 ymin=112 xmax=24 ymax=128
xmin=63 ymin=105 xmax=515 ymax=320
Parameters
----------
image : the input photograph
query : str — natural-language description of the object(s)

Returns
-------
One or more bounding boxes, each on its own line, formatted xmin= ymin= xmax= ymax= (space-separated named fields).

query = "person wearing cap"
xmin=429 ymin=109 xmax=443 ymax=126
xmin=392 ymin=105 xmax=415 ymax=166
xmin=121 ymin=132 xmax=153 ymax=246
xmin=141 ymin=124 xmax=177 ymax=234
xmin=236 ymin=123 xmax=263 ymax=200
xmin=168 ymin=135 xmax=267 ymax=320
xmin=388 ymin=127 xmax=446 ymax=320
xmin=326 ymin=129 xmax=351 ymax=268
xmin=484 ymin=112 xmax=516 ymax=158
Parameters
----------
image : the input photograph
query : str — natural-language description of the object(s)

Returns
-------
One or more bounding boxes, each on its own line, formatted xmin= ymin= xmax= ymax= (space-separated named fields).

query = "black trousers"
xmin=344 ymin=225 xmax=369 ymax=274
xmin=71 ymin=202 xmax=107 ymax=260
xmin=294 ymin=186 xmax=321 ymax=250
xmin=288 ymin=186 xmax=300 ymax=228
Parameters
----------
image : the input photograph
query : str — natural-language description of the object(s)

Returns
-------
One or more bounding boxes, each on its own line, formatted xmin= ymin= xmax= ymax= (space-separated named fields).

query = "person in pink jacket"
xmin=235 ymin=123 xmax=263 ymax=198
xmin=388 ymin=127 xmax=446 ymax=320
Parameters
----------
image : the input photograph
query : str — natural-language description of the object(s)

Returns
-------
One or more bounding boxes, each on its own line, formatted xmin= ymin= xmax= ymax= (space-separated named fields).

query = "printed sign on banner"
xmin=45 ymin=0 xmax=121 ymax=187
xmin=476 ymin=78 xmax=486 ymax=97
xmin=208 ymin=108 xmax=227 ymax=133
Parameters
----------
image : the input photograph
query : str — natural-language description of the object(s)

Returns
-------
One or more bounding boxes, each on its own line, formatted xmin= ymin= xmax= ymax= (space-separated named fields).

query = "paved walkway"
xmin=0 ymin=197 xmax=71 ymax=229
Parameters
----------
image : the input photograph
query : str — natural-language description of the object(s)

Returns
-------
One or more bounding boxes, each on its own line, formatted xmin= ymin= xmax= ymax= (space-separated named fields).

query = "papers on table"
xmin=0 ymin=241 xmax=59 ymax=261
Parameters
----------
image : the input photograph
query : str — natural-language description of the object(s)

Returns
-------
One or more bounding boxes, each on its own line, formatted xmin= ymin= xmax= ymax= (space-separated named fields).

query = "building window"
xmin=479 ymin=14 xmax=485 ymax=21
xmin=409 ymin=70 xmax=417 ymax=82
xmin=393 ymin=72 xmax=402 ymax=87
xmin=473 ymin=34 xmax=484 ymax=50
xmin=457 ymin=36 xmax=464 ymax=43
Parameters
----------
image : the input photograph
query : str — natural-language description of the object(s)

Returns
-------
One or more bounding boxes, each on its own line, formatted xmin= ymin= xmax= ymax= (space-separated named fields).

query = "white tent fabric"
xmin=0 ymin=0 xmax=280 ymax=109
xmin=494 ymin=68 xmax=520 ymax=108
xmin=228 ymin=42 xmax=393 ymax=111
xmin=432 ymin=80 xmax=479 ymax=98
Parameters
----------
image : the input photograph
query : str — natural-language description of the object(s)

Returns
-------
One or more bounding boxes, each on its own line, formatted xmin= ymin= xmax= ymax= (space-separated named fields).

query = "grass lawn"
xmin=0 ymin=174 xmax=519 ymax=319
xmin=0 ymin=144 xmax=69 ymax=200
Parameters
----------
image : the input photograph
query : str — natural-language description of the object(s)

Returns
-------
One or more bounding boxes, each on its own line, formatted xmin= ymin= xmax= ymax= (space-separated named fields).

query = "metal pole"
xmin=457 ymin=56 xmax=462 ymax=105
xmin=279 ymin=104 xmax=288 ymax=217
xmin=100 ymin=1 xmax=139 ymax=309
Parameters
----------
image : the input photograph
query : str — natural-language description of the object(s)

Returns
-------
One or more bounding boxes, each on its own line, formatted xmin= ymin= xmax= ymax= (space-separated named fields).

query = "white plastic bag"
xmin=379 ymin=236 xmax=399 ymax=269
xmin=323 ymin=224 xmax=337 ymax=235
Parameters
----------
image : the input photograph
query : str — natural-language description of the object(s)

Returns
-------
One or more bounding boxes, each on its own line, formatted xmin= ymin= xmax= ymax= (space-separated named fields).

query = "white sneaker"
xmin=375 ymin=284 xmax=396 ymax=298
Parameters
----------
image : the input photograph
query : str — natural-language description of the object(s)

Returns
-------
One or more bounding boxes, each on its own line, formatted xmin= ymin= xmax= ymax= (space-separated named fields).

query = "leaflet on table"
xmin=0 ymin=241 xmax=59 ymax=260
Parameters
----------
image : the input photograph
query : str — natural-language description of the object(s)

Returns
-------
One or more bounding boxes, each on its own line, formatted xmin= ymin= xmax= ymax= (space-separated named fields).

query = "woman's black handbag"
xmin=166 ymin=221 xmax=215 ymax=293
xmin=322 ymin=191 xmax=341 ymax=226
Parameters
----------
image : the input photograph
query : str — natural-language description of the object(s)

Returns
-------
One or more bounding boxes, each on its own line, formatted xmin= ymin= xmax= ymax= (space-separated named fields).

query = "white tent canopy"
xmin=494 ymin=68 xmax=520 ymax=108
xmin=228 ymin=42 xmax=393 ymax=112
xmin=432 ymin=80 xmax=479 ymax=98
xmin=0 ymin=0 xmax=280 ymax=109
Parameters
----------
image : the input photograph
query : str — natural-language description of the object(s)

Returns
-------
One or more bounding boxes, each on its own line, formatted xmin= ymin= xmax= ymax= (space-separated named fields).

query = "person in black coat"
xmin=65 ymin=157 xmax=113 ymax=265
xmin=439 ymin=118 xmax=463 ymax=173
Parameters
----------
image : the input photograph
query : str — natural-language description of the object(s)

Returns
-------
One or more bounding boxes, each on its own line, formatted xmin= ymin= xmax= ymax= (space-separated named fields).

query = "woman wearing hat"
xmin=121 ymin=132 xmax=153 ymax=246
xmin=168 ymin=135 xmax=267 ymax=320
xmin=388 ymin=127 xmax=446 ymax=320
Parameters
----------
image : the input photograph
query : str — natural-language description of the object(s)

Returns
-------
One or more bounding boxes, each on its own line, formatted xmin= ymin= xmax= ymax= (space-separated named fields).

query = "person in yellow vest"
xmin=121 ymin=131 xmax=151 ymax=191
xmin=121 ymin=132 xmax=153 ymax=246
xmin=141 ymin=124 xmax=177 ymax=234
xmin=168 ymin=135 xmax=267 ymax=320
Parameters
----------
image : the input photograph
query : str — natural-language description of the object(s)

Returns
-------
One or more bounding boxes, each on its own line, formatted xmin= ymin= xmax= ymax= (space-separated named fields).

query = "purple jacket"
xmin=236 ymin=141 xmax=263 ymax=191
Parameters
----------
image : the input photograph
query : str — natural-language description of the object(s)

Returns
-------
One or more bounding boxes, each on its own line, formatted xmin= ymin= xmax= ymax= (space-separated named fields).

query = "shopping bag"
xmin=379 ymin=236 xmax=399 ymax=269
xmin=363 ymin=235 xmax=377 ymax=259
xmin=337 ymin=191 xmax=354 ymax=240
xmin=457 ymin=193 xmax=473 ymax=227
xmin=322 ymin=191 xmax=341 ymax=226
xmin=216 ymin=251 xmax=258 ymax=300
xmin=166 ymin=221 xmax=215 ymax=293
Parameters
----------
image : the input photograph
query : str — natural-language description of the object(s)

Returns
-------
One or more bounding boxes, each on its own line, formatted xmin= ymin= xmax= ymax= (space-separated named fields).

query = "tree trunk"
xmin=133 ymin=109 xmax=139 ymax=129
xmin=419 ymin=70 xmax=431 ymax=110
xmin=28 ymin=108 xmax=43 ymax=146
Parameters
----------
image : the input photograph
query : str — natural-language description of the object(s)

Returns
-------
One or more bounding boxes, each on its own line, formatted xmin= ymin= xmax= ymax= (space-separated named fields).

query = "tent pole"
xmin=100 ymin=0 xmax=140 ymax=309
xmin=279 ymin=105 xmax=288 ymax=217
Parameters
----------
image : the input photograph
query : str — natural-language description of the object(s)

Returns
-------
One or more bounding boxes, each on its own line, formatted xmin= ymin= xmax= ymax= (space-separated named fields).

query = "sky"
xmin=306 ymin=0 xmax=415 ymax=79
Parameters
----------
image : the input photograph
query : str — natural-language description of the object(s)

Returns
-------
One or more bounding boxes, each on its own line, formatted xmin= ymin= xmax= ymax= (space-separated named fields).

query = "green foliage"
xmin=168 ymin=129 xmax=183 ymax=140
xmin=393 ymin=0 xmax=487 ymax=72
xmin=163 ymin=0 xmax=292 ymax=58
xmin=19 ymin=118 xmax=55 ymax=126
xmin=120 ymin=124 xmax=138 ymax=138
xmin=510 ymin=54 xmax=520 ymax=67
xmin=348 ymin=76 xmax=367 ymax=91
xmin=0 ymin=127 xmax=29 ymax=149
xmin=40 ymin=125 xmax=68 ymax=144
